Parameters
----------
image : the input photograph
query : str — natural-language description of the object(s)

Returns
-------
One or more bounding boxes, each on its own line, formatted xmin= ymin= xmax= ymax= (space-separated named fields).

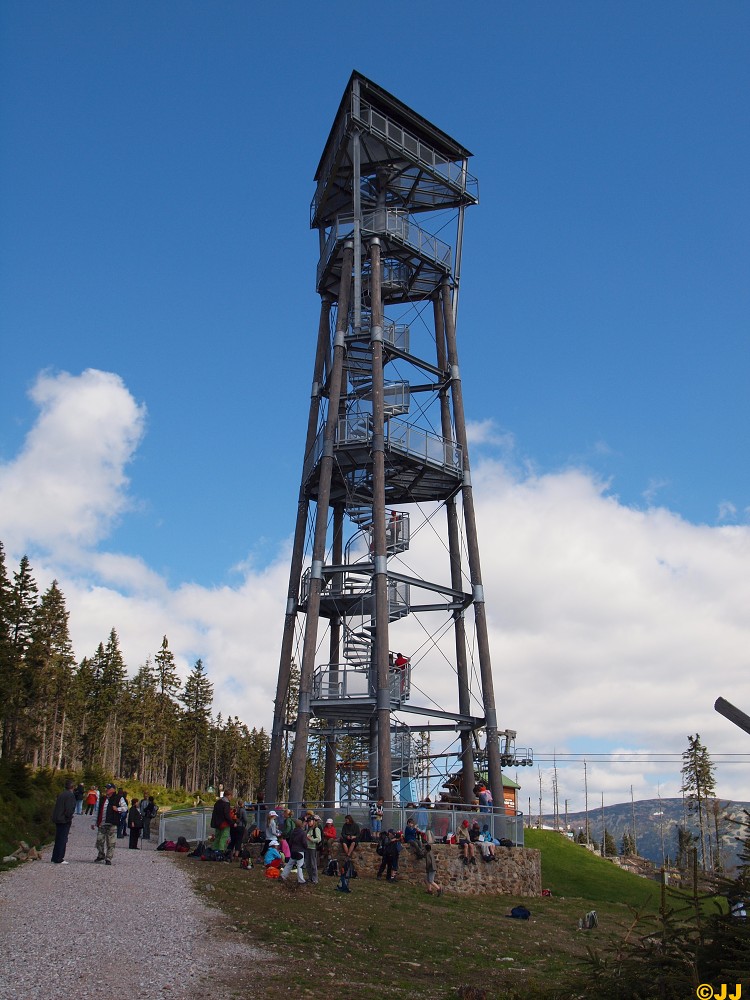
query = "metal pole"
xmin=433 ymin=294 xmax=474 ymax=804
xmin=369 ymin=237 xmax=393 ymax=802
xmin=288 ymin=245 xmax=354 ymax=808
xmin=324 ymin=503 xmax=345 ymax=814
xmin=265 ymin=295 xmax=332 ymax=803
xmin=440 ymin=276 xmax=503 ymax=806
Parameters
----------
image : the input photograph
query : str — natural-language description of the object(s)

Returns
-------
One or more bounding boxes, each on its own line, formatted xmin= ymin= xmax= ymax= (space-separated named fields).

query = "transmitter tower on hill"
xmin=265 ymin=72 xmax=519 ymax=811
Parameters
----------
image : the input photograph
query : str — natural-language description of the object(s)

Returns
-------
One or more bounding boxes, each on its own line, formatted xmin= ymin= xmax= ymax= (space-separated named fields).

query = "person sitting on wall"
xmin=340 ymin=814 xmax=360 ymax=860
xmin=457 ymin=819 xmax=477 ymax=866
xmin=477 ymin=823 xmax=498 ymax=862
xmin=321 ymin=818 xmax=337 ymax=861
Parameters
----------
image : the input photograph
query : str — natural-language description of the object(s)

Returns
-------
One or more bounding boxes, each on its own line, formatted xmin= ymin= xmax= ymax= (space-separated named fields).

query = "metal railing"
xmin=310 ymin=97 xmax=479 ymax=225
xmin=159 ymin=801 xmax=524 ymax=849
xmin=303 ymin=414 xmax=463 ymax=484
xmin=353 ymin=98 xmax=478 ymax=203
xmin=317 ymin=210 xmax=451 ymax=289
xmin=312 ymin=661 xmax=411 ymax=703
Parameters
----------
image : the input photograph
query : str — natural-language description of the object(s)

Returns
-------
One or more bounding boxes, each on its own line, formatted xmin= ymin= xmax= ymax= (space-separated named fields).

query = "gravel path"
xmin=0 ymin=814 xmax=268 ymax=998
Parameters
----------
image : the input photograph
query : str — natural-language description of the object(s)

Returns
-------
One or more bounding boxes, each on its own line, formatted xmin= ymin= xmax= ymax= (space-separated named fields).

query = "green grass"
xmin=178 ymin=831 xmax=676 ymax=999
xmin=525 ymin=829 xmax=661 ymax=908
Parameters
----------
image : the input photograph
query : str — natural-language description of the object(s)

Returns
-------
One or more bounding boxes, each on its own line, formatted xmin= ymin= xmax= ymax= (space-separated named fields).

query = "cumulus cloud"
xmin=3 ymin=370 xmax=748 ymax=811
xmin=0 ymin=369 xmax=146 ymax=555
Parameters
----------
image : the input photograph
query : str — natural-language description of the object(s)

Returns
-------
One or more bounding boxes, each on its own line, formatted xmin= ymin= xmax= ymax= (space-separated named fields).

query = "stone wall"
xmin=322 ymin=842 xmax=541 ymax=897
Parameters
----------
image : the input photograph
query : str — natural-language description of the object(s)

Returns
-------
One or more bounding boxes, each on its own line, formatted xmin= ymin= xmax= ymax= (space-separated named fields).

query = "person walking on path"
xmin=93 ymin=783 xmax=119 ymax=865
xmin=424 ymin=842 xmax=443 ymax=896
xmin=51 ymin=777 xmax=76 ymax=864
xmin=128 ymin=798 xmax=144 ymax=849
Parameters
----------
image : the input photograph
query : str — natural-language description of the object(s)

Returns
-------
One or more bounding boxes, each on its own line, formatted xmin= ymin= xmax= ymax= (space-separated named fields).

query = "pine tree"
xmin=1 ymin=556 xmax=39 ymax=755
xmin=681 ymin=734 xmax=717 ymax=871
xmin=121 ymin=659 xmax=160 ymax=781
xmin=25 ymin=581 xmax=76 ymax=767
xmin=153 ymin=636 xmax=181 ymax=785
xmin=603 ymin=829 xmax=617 ymax=857
xmin=0 ymin=542 xmax=15 ymax=754
xmin=621 ymin=831 xmax=636 ymax=856
xmin=180 ymin=658 xmax=213 ymax=791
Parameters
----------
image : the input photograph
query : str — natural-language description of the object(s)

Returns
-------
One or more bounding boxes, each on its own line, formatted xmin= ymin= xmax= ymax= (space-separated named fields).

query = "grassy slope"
xmin=525 ymin=829 xmax=661 ymax=908
xmin=180 ymin=830 xmax=667 ymax=1000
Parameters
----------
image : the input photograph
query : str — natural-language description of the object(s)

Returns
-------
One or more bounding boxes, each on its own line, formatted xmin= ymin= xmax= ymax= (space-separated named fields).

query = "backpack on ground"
xmin=188 ymin=841 xmax=206 ymax=858
xmin=509 ymin=905 xmax=531 ymax=920
xmin=580 ymin=910 xmax=598 ymax=930
xmin=325 ymin=858 xmax=339 ymax=877
xmin=336 ymin=870 xmax=351 ymax=892
xmin=359 ymin=827 xmax=372 ymax=842
xmin=342 ymin=858 xmax=357 ymax=879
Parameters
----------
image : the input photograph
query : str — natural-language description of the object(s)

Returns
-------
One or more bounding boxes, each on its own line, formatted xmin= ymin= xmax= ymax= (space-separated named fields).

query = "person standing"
xmin=93 ymin=783 xmax=119 ymax=865
xmin=280 ymin=819 xmax=307 ymax=884
xmin=51 ymin=778 xmax=76 ymax=864
xmin=83 ymin=786 xmax=98 ymax=816
xmin=73 ymin=783 xmax=85 ymax=815
xmin=210 ymin=792 xmax=232 ymax=853
xmin=424 ymin=842 xmax=443 ymax=896
xmin=230 ymin=800 xmax=248 ymax=858
xmin=116 ymin=789 xmax=128 ymax=838
xmin=304 ymin=815 xmax=321 ymax=884
xmin=142 ymin=796 xmax=158 ymax=840
xmin=128 ymin=798 xmax=143 ymax=849
xmin=369 ymin=797 xmax=384 ymax=835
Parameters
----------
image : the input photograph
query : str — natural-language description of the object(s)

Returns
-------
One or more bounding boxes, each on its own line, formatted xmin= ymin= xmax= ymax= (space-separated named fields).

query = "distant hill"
xmin=541 ymin=797 xmax=750 ymax=868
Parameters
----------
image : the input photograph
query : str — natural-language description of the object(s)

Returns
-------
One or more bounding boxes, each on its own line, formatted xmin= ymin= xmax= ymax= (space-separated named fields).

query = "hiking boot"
xmin=105 ymin=860 xmax=112 ymax=866
xmin=94 ymin=856 xmax=105 ymax=863
xmin=470 ymin=857 xmax=477 ymax=866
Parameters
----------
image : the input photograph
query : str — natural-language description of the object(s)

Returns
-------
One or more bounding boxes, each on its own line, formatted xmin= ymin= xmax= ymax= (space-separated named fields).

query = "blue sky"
xmin=1 ymin=2 xmax=748 ymax=809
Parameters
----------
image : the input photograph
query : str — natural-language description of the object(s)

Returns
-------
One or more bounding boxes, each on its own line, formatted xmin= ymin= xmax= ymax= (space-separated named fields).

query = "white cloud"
xmin=3 ymin=370 xmax=749 ymax=812
xmin=465 ymin=418 xmax=515 ymax=452
xmin=0 ymin=369 xmax=146 ymax=555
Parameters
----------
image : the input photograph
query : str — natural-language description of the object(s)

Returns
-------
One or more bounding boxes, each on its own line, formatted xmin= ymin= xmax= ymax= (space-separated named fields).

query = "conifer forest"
xmin=0 ymin=542 xmax=281 ymax=797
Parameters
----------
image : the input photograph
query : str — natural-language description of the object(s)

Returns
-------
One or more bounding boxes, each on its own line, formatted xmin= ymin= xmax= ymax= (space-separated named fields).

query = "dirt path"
xmin=0 ymin=814 xmax=268 ymax=998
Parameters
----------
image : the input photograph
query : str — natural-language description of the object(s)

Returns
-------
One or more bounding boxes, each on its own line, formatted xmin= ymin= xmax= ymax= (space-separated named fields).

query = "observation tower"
xmin=265 ymin=72 xmax=525 ymax=811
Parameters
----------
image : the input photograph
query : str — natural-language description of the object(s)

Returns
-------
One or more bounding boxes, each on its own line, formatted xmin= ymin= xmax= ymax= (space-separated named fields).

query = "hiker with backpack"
xmin=142 ymin=796 xmax=158 ymax=840
xmin=280 ymin=819 xmax=307 ymax=884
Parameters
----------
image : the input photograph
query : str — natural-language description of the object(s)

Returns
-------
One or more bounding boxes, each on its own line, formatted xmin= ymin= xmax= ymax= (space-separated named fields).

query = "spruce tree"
xmin=1 ymin=555 xmax=39 ymax=755
xmin=681 ymin=734 xmax=717 ymax=870
xmin=180 ymin=658 xmax=213 ymax=791
xmin=25 ymin=581 xmax=76 ymax=767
